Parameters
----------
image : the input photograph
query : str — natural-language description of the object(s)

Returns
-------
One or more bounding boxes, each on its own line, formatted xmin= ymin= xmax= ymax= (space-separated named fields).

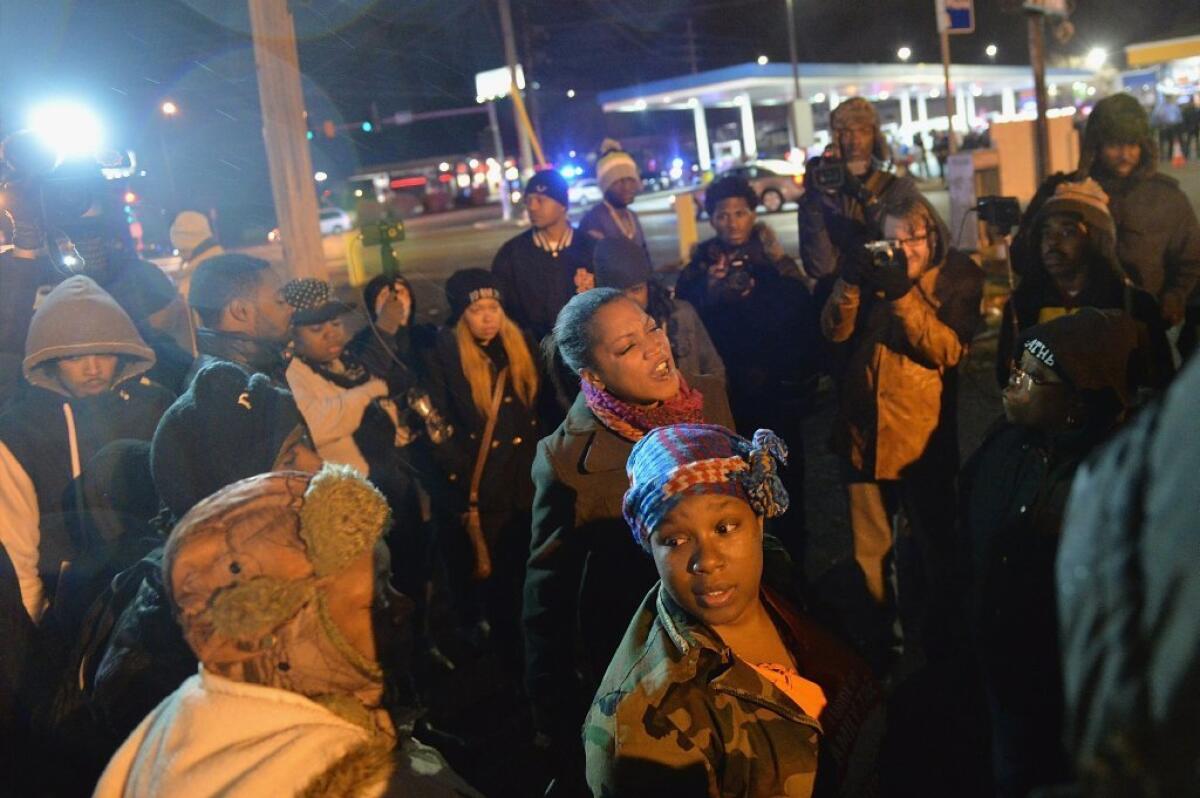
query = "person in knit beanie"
xmin=492 ymin=170 xmax=595 ymax=342
xmin=1012 ymin=92 xmax=1200 ymax=334
xmin=94 ymin=464 xmax=481 ymax=797
xmin=998 ymin=177 xmax=1174 ymax=393
xmin=962 ymin=308 xmax=1139 ymax=797
xmin=168 ymin=210 xmax=224 ymax=299
xmin=584 ymin=423 xmax=880 ymax=798
xmin=579 ymin=139 xmax=649 ymax=256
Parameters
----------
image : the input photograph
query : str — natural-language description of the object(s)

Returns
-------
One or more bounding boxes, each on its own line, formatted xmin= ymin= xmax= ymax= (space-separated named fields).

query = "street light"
xmin=1085 ymin=47 xmax=1107 ymax=70
xmin=897 ymin=46 xmax=912 ymax=62
xmin=314 ymin=171 xmax=328 ymax=182
xmin=566 ymin=88 xmax=576 ymax=98
xmin=757 ymin=54 xmax=769 ymax=65
xmin=28 ymin=101 xmax=103 ymax=159
xmin=161 ymin=100 xmax=178 ymax=116
xmin=985 ymin=44 xmax=998 ymax=60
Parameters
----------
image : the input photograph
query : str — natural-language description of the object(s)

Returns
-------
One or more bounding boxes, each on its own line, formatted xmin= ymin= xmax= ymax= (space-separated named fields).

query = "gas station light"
xmin=985 ymin=44 xmax=998 ymax=59
xmin=28 ymin=101 xmax=103 ymax=159
xmin=1085 ymin=48 xmax=1107 ymax=70
xmin=757 ymin=55 xmax=769 ymax=65
xmin=897 ymin=46 xmax=912 ymax=62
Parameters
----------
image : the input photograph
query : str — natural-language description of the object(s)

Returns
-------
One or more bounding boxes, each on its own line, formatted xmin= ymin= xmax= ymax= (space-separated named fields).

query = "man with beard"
xmin=185 ymin=253 xmax=295 ymax=385
xmin=675 ymin=176 xmax=819 ymax=565
xmin=797 ymin=98 xmax=924 ymax=294
xmin=1013 ymin=94 xmax=1200 ymax=358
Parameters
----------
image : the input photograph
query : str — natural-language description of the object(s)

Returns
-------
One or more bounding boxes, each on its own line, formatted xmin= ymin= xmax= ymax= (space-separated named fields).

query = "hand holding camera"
xmin=862 ymin=240 xmax=912 ymax=300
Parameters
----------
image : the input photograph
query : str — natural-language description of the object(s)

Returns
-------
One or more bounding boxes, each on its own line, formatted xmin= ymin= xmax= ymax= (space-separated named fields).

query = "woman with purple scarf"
xmin=522 ymin=288 xmax=734 ymax=793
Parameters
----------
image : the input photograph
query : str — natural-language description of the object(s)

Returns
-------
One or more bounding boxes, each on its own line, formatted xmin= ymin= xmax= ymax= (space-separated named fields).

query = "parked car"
xmin=319 ymin=207 xmax=353 ymax=235
xmin=694 ymin=158 xmax=806 ymax=216
xmin=267 ymin=207 xmax=355 ymax=242
xmin=568 ymin=178 xmax=603 ymax=207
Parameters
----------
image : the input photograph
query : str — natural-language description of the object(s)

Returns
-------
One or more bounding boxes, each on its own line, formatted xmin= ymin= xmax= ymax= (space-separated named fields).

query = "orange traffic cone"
xmin=1171 ymin=139 xmax=1186 ymax=169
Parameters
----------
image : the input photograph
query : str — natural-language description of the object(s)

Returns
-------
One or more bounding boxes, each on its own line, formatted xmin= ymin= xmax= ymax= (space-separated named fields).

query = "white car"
xmin=318 ymin=207 xmax=353 ymax=235
xmin=568 ymin=178 xmax=604 ymax=207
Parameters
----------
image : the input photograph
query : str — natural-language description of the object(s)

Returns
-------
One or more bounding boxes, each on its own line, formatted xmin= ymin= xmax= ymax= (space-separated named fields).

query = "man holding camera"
xmin=798 ymin=98 xmax=924 ymax=296
xmin=821 ymin=194 xmax=982 ymax=672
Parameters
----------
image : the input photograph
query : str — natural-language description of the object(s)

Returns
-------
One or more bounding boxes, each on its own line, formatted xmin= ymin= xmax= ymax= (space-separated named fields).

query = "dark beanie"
xmin=594 ymin=237 xmax=652 ymax=291
xmin=524 ymin=169 xmax=569 ymax=208
xmin=151 ymin=362 xmax=305 ymax=519
xmin=1020 ymin=307 xmax=1138 ymax=408
xmin=445 ymin=268 xmax=502 ymax=324
xmin=106 ymin=259 xmax=180 ymax=321
xmin=1084 ymin=93 xmax=1151 ymax=148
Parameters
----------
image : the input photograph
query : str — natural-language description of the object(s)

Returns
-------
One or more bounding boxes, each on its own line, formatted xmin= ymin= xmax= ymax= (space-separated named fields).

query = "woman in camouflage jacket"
xmin=584 ymin=424 xmax=882 ymax=797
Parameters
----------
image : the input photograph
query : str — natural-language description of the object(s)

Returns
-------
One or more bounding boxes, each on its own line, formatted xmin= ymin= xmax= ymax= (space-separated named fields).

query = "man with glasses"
xmin=820 ymin=194 xmax=983 ymax=673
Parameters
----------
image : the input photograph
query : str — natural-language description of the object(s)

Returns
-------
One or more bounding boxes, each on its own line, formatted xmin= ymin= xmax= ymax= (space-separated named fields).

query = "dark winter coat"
xmin=188 ymin=328 xmax=289 ymax=386
xmin=1012 ymin=124 xmax=1200 ymax=307
xmin=663 ymin=297 xmax=726 ymax=385
xmin=1055 ymin=353 xmax=1200 ymax=796
xmin=996 ymin=261 xmax=1174 ymax=393
xmin=490 ymin=229 xmax=595 ymax=340
xmin=676 ymin=233 xmax=819 ymax=434
xmin=960 ymin=421 xmax=1096 ymax=796
xmin=797 ymin=168 xmax=923 ymax=282
xmin=522 ymin=374 xmax=733 ymax=746
xmin=426 ymin=328 xmax=541 ymax=521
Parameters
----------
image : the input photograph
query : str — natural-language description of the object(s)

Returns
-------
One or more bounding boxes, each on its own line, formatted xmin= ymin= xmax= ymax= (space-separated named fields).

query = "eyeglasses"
xmin=895 ymin=231 xmax=930 ymax=247
xmin=1007 ymin=365 xmax=1065 ymax=392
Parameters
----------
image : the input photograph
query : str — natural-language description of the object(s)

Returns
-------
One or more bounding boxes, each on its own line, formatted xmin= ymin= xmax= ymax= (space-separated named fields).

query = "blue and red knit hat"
xmin=622 ymin=423 xmax=790 ymax=550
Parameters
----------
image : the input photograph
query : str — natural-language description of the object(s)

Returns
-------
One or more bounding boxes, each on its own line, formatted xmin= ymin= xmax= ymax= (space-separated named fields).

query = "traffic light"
xmin=306 ymin=130 xmax=314 ymax=140
xmin=323 ymin=120 xmax=336 ymax=138
xmin=361 ymin=121 xmax=373 ymax=133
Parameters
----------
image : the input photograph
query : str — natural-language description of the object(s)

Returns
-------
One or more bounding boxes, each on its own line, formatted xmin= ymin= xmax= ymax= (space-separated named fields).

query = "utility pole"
xmin=488 ymin=101 xmax=513 ymax=221
xmin=939 ymin=24 xmax=958 ymax=154
xmin=497 ymin=0 xmax=533 ymax=177
xmin=248 ymin=0 xmax=325 ymax=279
xmin=1026 ymin=12 xmax=1051 ymax=183
xmin=784 ymin=0 xmax=812 ymax=155
xmin=686 ymin=18 xmax=699 ymax=74
xmin=520 ymin=4 xmax=543 ymax=148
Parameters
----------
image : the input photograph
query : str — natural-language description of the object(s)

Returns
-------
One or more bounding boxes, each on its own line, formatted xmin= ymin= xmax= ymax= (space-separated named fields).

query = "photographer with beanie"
xmin=491 ymin=170 xmax=595 ymax=342
xmin=578 ymin=139 xmax=649 ymax=257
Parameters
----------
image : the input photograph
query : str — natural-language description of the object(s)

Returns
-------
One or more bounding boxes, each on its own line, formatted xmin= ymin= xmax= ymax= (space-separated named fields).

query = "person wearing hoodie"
xmin=1012 ymin=94 xmax=1200 ymax=338
xmin=93 ymin=464 xmax=480 ymax=798
xmin=186 ymin=253 xmax=294 ymax=384
xmin=962 ymin=309 xmax=1139 ymax=798
xmin=167 ymin=210 xmax=224 ymax=299
xmin=0 ymin=276 xmax=174 ymax=625
xmin=997 ymin=178 xmax=1174 ymax=394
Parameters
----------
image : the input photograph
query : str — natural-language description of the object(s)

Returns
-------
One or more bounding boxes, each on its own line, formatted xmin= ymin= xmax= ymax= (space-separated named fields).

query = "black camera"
xmin=863 ymin=239 xmax=908 ymax=271
xmin=810 ymin=157 xmax=846 ymax=192
xmin=976 ymin=195 xmax=1021 ymax=232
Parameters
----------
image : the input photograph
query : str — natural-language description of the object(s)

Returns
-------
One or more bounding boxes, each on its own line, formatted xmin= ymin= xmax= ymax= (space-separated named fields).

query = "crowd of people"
xmin=0 ymin=90 xmax=1197 ymax=798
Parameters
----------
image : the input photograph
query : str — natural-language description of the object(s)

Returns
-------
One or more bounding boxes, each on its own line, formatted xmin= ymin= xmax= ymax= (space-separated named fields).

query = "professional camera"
xmin=863 ymin=239 xmax=908 ymax=272
xmin=0 ymin=130 xmax=131 ymax=277
xmin=809 ymin=157 xmax=847 ymax=192
xmin=976 ymin=195 xmax=1021 ymax=233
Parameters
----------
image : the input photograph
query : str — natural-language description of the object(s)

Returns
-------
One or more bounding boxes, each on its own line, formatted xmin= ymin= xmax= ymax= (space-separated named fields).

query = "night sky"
xmin=1 ymin=0 xmax=1195 ymax=233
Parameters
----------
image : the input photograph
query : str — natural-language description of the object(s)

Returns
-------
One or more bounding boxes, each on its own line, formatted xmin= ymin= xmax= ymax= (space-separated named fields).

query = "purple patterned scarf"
xmin=580 ymin=375 xmax=705 ymax=442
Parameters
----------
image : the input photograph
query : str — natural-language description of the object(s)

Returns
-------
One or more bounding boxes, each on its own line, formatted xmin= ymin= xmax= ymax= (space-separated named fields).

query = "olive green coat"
xmin=584 ymin=583 xmax=883 ymax=798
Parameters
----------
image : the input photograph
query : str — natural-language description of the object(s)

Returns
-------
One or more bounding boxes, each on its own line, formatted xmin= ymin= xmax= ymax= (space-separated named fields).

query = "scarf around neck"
xmin=581 ymin=374 xmax=705 ymax=442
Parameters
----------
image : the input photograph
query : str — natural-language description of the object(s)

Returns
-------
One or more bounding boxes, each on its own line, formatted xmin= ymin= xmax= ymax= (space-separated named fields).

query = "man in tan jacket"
xmin=821 ymin=194 xmax=982 ymax=672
